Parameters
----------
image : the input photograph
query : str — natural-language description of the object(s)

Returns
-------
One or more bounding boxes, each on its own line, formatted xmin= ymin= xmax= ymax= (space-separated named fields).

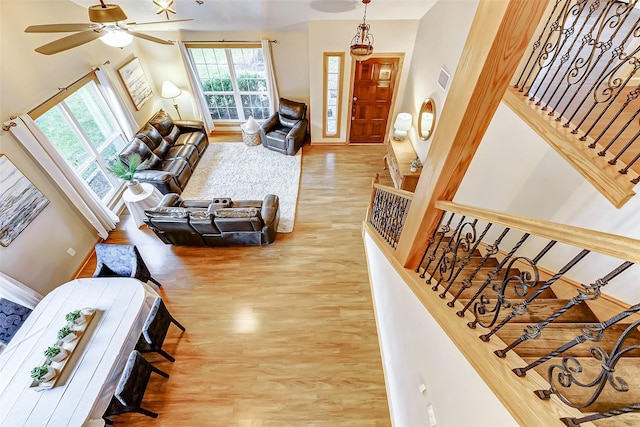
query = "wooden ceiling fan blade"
xmin=35 ymin=30 xmax=102 ymax=55
xmin=25 ymin=23 xmax=95 ymax=33
xmin=126 ymin=30 xmax=174 ymax=45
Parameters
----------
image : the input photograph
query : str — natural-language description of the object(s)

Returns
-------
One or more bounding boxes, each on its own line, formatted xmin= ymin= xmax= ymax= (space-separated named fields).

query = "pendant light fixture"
xmin=350 ymin=0 xmax=374 ymax=61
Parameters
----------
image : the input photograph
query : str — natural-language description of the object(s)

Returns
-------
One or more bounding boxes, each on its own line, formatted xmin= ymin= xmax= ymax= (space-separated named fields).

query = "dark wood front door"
xmin=349 ymin=57 xmax=399 ymax=143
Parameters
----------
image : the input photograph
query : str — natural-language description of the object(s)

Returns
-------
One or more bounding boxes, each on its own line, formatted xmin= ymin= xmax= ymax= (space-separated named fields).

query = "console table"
xmin=384 ymin=137 xmax=421 ymax=192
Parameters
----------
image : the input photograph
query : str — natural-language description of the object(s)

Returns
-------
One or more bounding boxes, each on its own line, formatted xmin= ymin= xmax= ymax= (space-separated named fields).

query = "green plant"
xmin=44 ymin=345 xmax=61 ymax=360
xmin=57 ymin=325 xmax=73 ymax=340
xmin=65 ymin=310 xmax=81 ymax=322
xmin=107 ymin=153 xmax=141 ymax=182
xmin=30 ymin=365 xmax=49 ymax=380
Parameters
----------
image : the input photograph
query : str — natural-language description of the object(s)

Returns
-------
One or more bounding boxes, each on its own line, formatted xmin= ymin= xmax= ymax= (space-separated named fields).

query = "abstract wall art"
xmin=0 ymin=155 xmax=49 ymax=247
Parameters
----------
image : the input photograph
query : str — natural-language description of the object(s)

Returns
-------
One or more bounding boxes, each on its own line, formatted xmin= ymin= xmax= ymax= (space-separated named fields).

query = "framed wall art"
xmin=117 ymin=57 xmax=154 ymax=110
xmin=0 ymin=154 xmax=49 ymax=247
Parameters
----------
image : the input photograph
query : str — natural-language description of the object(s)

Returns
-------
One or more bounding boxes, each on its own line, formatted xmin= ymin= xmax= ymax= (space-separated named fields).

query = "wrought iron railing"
xmin=513 ymin=0 xmax=640 ymax=184
xmin=366 ymin=175 xmax=413 ymax=250
xmin=414 ymin=200 xmax=640 ymax=426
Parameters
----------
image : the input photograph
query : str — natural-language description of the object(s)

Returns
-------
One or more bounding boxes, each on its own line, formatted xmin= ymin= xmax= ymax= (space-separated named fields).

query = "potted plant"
xmin=30 ymin=364 xmax=57 ymax=383
xmin=57 ymin=325 xmax=78 ymax=343
xmin=410 ymin=156 xmax=422 ymax=173
xmin=108 ymin=153 xmax=144 ymax=195
xmin=65 ymin=308 xmax=91 ymax=325
xmin=44 ymin=345 xmax=69 ymax=363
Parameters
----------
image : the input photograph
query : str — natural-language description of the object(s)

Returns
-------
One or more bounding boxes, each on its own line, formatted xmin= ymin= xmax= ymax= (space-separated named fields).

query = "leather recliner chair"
xmin=259 ymin=98 xmax=308 ymax=156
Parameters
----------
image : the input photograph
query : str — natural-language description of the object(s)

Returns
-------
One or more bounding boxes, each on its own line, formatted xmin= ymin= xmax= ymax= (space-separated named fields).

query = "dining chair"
xmin=136 ymin=298 xmax=185 ymax=362
xmin=0 ymin=298 xmax=32 ymax=345
xmin=92 ymin=243 xmax=162 ymax=287
xmin=103 ymin=350 xmax=169 ymax=425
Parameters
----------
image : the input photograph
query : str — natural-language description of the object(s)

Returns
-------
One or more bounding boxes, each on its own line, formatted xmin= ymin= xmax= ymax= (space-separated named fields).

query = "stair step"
xmin=495 ymin=323 xmax=640 ymax=358
xmin=521 ymin=356 xmax=640 ymax=415
xmin=459 ymin=299 xmax=599 ymax=324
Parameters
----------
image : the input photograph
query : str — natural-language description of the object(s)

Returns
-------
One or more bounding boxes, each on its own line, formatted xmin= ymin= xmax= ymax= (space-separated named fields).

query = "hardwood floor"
xmin=78 ymin=143 xmax=394 ymax=426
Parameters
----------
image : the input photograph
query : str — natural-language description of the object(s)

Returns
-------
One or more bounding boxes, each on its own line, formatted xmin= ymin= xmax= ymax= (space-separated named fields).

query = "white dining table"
xmin=0 ymin=277 xmax=159 ymax=427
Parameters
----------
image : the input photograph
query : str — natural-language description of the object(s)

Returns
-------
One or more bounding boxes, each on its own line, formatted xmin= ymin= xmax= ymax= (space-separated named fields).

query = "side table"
xmin=122 ymin=182 xmax=163 ymax=228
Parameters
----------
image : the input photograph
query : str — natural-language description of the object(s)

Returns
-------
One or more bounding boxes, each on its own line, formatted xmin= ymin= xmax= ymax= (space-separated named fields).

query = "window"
xmin=187 ymin=44 xmax=271 ymax=121
xmin=30 ymin=74 xmax=128 ymax=203
xmin=323 ymin=53 xmax=344 ymax=138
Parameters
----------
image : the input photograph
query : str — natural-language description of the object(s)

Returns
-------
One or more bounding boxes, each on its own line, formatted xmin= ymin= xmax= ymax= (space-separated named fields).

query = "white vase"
xmin=49 ymin=348 xmax=69 ymax=363
xmin=410 ymin=166 xmax=417 ymax=173
xmin=60 ymin=331 xmax=78 ymax=343
xmin=39 ymin=366 xmax=58 ymax=383
xmin=127 ymin=180 xmax=144 ymax=195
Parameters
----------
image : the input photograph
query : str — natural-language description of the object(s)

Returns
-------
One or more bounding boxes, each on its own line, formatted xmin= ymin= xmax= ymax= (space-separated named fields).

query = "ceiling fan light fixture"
xmin=350 ymin=0 xmax=374 ymax=61
xmin=88 ymin=4 xmax=128 ymax=23
xmin=100 ymin=29 xmax=133 ymax=47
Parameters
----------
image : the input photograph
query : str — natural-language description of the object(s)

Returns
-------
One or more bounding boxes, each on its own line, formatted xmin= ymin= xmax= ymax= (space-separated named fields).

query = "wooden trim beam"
xmin=503 ymin=87 xmax=636 ymax=208
xmin=395 ymin=0 xmax=550 ymax=268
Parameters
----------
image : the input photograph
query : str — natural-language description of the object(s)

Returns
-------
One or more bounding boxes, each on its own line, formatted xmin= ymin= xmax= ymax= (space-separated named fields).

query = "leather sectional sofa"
xmin=119 ymin=109 xmax=208 ymax=194
xmin=143 ymin=193 xmax=280 ymax=246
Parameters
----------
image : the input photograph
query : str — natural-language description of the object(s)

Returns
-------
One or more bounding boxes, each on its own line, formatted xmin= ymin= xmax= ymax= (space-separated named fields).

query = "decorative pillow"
xmin=164 ymin=125 xmax=180 ymax=145
xmin=153 ymin=140 xmax=171 ymax=158
xmin=149 ymin=109 xmax=175 ymax=136
xmin=215 ymin=207 xmax=260 ymax=218
xmin=145 ymin=206 xmax=189 ymax=218
xmin=138 ymin=153 xmax=163 ymax=170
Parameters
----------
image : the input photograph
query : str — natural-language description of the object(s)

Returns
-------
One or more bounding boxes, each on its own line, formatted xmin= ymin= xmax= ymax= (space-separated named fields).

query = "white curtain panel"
xmin=0 ymin=272 xmax=42 ymax=310
xmin=94 ymin=66 xmax=137 ymax=139
xmin=177 ymin=41 xmax=215 ymax=133
xmin=262 ymin=39 xmax=280 ymax=114
xmin=6 ymin=116 xmax=118 ymax=239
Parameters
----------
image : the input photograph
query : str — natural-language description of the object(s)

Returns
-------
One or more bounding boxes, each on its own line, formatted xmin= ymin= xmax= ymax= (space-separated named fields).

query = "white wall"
xmin=308 ymin=19 xmax=419 ymax=144
xmin=364 ymin=232 xmax=518 ymax=427
xmin=397 ymin=0 xmax=479 ymax=162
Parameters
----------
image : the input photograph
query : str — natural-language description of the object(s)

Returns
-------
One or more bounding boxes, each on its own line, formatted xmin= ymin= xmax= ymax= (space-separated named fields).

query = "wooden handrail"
xmin=372 ymin=183 xmax=414 ymax=201
xmin=436 ymin=201 xmax=640 ymax=264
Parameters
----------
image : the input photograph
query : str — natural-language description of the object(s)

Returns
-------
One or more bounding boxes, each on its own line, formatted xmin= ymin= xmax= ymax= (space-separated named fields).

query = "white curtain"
xmin=177 ymin=41 xmax=215 ymax=133
xmin=6 ymin=116 xmax=118 ymax=239
xmin=0 ymin=272 xmax=42 ymax=309
xmin=262 ymin=39 xmax=280 ymax=114
xmin=94 ymin=66 xmax=137 ymax=139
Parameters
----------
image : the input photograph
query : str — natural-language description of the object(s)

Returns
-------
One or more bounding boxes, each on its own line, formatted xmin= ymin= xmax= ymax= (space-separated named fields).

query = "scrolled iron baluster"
xmin=512 ymin=266 xmax=636 ymax=377
xmin=419 ymin=212 xmax=454 ymax=280
xmin=535 ymin=317 xmax=640 ymax=425
xmin=425 ymin=214 xmax=462 ymax=286
xmin=433 ymin=219 xmax=477 ymax=294
xmin=559 ymin=403 xmax=640 ymax=426
xmin=474 ymin=255 xmax=541 ymax=341
xmin=416 ymin=211 xmax=446 ymax=275
xmin=441 ymin=222 xmax=490 ymax=301
xmin=462 ymin=232 xmax=530 ymax=322
xmin=494 ymin=249 xmax=590 ymax=357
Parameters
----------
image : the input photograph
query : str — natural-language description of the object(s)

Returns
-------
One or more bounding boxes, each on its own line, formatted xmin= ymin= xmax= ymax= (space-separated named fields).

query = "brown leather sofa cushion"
xmin=136 ymin=124 xmax=164 ymax=150
xmin=214 ymin=208 xmax=260 ymax=218
xmin=145 ymin=206 xmax=189 ymax=218
xmin=149 ymin=109 xmax=175 ymax=136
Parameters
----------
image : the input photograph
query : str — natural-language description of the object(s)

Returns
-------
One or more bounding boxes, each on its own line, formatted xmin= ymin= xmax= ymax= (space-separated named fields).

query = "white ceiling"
xmin=71 ymin=0 xmax=435 ymax=32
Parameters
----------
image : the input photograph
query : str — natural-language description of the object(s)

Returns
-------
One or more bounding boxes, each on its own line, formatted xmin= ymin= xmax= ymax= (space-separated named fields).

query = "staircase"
xmin=366 ymin=185 xmax=640 ymax=426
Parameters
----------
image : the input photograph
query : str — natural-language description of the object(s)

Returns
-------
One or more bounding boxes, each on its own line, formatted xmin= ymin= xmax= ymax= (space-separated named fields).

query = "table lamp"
xmin=161 ymin=81 xmax=182 ymax=119
xmin=393 ymin=113 xmax=412 ymax=140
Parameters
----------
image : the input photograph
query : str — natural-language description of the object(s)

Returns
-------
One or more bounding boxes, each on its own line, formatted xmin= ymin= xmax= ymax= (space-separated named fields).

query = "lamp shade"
xmin=393 ymin=112 xmax=412 ymax=140
xmin=161 ymin=81 xmax=182 ymax=99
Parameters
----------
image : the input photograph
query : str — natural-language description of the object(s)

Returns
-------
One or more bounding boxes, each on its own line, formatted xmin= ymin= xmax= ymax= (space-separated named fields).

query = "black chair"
xmin=136 ymin=298 xmax=185 ymax=362
xmin=0 ymin=298 xmax=32 ymax=345
xmin=259 ymin=97 xmax=308 ymax=156
xmin=103 ymin=350 xmax=169 ymax=424
xmin=92 ymin=243 xmax=162 ymax=287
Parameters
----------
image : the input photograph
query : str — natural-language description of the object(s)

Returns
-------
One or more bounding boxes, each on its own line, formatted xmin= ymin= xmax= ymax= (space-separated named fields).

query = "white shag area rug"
xmin=181 ymin=143 xmax=301 ymax=233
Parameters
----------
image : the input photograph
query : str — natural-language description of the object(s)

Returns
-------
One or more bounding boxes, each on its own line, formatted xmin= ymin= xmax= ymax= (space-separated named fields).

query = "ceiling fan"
xmin=25 ymin=0 xmax=190 ymax=55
